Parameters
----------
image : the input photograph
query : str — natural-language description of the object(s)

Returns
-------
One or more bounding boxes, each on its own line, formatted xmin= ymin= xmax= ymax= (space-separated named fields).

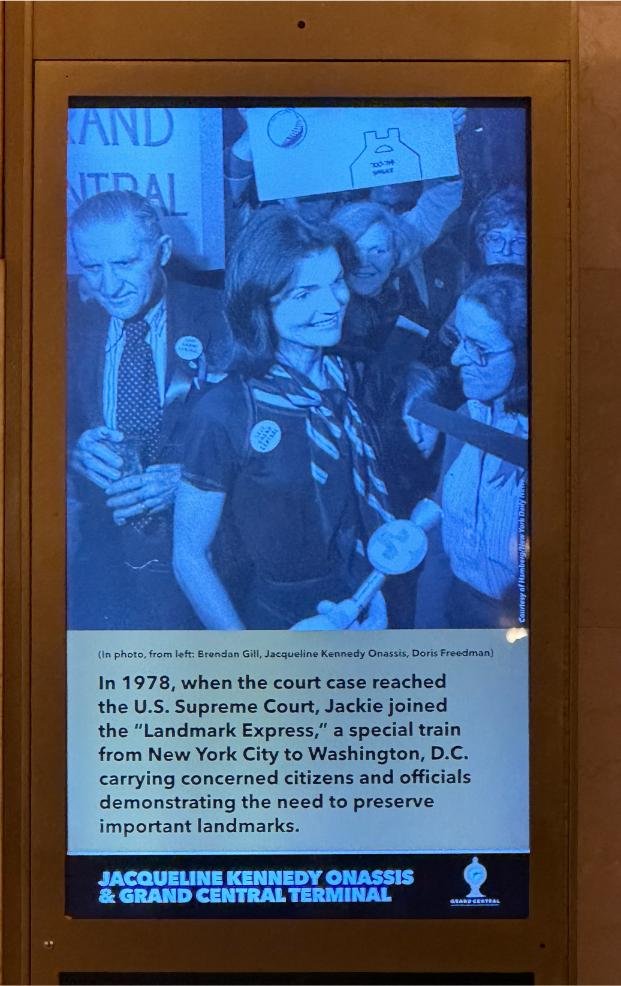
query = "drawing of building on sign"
xmin=349 ymin=127 xmax=423 ymax=189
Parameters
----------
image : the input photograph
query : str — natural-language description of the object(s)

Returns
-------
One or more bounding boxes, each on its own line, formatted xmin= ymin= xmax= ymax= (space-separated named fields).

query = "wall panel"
xmin=577 ymin=3 xmax=621 ymax=983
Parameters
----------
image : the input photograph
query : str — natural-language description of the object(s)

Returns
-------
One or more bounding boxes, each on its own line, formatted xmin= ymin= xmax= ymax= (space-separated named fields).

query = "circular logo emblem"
xmin=175 ymin=335 xmax=204 ymax=361
xmin=250 ymin=420 xmax=282 ymax=454
xmin=367 ymin=519 xmax=427 ymax=575
xmin=267 ymin=108 xmax=308 ymax=149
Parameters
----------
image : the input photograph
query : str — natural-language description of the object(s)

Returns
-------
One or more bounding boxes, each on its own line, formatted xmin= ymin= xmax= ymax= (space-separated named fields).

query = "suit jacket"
xmin=67 ymin=276 xmax=229 ymax=629
xmin=67 ymin=274 xmax=230 ymax=586
xmin=67 ymin=276 xmax=229 ymax=461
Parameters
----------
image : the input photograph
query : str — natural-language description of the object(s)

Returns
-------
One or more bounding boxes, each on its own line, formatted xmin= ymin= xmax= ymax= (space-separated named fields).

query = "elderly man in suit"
xmin=67 ymin=190 xmax=227 ymax=629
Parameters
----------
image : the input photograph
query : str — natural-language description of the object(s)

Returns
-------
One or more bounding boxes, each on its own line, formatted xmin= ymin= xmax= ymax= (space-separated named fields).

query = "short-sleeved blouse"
xmin=182 ymin=374 xmax=374 ymax=624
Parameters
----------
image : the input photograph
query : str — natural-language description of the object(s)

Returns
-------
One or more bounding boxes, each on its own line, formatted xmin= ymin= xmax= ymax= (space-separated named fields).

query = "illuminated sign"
xmin=66 ymin=100 xmax=529 ymax=919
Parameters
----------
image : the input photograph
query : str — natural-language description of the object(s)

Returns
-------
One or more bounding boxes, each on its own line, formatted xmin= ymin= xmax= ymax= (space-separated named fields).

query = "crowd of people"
xmin=67 ymin=105 xmax=528 ymax=632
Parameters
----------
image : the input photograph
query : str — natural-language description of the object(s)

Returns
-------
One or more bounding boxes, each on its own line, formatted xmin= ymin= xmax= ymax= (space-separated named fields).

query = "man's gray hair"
xmin=69 ymin=190 xmax=163 ymax=243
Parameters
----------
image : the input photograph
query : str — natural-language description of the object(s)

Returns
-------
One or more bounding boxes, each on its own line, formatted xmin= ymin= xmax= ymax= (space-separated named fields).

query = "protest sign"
xmin=246 ymin=106 xmax=458 ymax=201
xmin=67 ymin=107 xmax=224 ymax=269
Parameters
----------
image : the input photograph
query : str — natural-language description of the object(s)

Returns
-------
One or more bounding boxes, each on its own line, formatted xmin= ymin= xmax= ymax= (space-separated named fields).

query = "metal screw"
xmin=43 ymin=940 xmax=54 ymax=949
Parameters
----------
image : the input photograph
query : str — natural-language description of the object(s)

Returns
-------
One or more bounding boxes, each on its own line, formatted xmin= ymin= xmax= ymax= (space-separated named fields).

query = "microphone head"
xmin=367 ymin=519 xmax=428 ymax=575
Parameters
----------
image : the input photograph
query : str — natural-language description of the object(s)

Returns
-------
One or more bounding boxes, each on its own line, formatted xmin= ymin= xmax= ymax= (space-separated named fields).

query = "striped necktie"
xmin=116 ymin=318 xmax=162 ymax=466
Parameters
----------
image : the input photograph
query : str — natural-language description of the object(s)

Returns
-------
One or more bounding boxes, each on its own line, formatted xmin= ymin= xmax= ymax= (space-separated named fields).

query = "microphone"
xmin=348 ymin=498 xmax=442 ymax=622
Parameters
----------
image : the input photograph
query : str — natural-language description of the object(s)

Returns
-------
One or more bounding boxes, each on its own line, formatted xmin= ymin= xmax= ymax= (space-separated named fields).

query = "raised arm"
xmin=173 ymin=481 xmax=245 ymax=629
xmin=400 ymin=107 xmax=466 ymax=255
xmin=401 ymin=178 xmax=464 ymax=256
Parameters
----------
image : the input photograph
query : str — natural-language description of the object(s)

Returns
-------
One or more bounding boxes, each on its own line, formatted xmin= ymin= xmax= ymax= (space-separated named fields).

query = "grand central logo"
xmin=450 ymin=856 xmax=500 ymax=908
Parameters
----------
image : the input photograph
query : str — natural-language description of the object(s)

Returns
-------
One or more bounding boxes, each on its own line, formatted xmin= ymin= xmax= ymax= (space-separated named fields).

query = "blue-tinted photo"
xmin=66 ymin=103 xmax=528 ymax=632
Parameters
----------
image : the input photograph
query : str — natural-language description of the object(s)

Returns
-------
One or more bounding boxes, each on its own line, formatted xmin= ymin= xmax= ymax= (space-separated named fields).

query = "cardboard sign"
xmin=246 ymin=106 xmax=459 ymax=201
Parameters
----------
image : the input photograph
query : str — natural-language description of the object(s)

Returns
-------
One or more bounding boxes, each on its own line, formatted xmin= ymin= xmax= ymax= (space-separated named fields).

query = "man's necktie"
xmin=116 ymin=318 xmax=162 ymax=466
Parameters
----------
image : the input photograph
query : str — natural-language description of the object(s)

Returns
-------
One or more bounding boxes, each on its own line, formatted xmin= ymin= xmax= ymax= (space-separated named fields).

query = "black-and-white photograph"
xmin=66 ymin=102 xmax=529 ymax=632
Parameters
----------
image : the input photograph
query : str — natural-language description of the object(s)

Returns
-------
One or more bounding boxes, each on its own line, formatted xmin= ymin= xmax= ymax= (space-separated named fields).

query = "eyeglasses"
xmin=482 ymin=230 xmax=528 ymax=255
xmin=441 ymin=326 xmax=514 ymax=367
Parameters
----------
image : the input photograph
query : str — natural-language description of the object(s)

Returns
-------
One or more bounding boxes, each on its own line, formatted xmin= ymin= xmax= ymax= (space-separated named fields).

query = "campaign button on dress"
xmin=175 ymin=335 xmax=204 ymax=361
xmin=250 ymin=420 xmax=282 ymax=453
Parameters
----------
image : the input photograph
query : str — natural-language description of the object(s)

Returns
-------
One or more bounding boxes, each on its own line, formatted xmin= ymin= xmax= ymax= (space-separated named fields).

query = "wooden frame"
xmin=3 ymin=3 xmax=575 ymax=984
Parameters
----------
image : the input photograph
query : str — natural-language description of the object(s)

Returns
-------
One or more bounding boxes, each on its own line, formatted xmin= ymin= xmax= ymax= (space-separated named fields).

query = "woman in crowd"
xmin=415 ymin=266 xmax=528 ymax=629
xmin=330 ymin=200 xmax=430 ymax=366
xmin=424 ymin=183 xmax=528 ymax=398
xmin=332 ymin=195 xmax=465 ymax=513
xmin=332 ymin=184 xmax=465 ymax=420
xmin=173 ymin=206 xmax=391 ymax=630
xmin=470 ymin=184 xmax=527 ymax=270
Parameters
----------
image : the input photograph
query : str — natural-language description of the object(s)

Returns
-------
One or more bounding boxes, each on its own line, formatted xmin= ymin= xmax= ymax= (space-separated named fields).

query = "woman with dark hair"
xmin=173 ymin=206 xmax=391 ymax=630
xmin=415 ymin=266 xmax=528 ymax=629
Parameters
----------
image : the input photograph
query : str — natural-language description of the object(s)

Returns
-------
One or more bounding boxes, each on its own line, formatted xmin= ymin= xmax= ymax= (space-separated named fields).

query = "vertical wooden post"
xmin=2 ymin=3 xmax=34 ymax=983
xmin=0 ymin=258 xmax=4 ymax=979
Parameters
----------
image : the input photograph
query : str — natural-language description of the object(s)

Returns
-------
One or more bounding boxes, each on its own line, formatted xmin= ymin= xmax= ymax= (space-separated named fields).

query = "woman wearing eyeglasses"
xmin=415 ymin=266 xmax=528 ymax=629
xmin=471 ymin=184 xmax=527 ymax=269
xmin=418 ymin=184 xmax=527 ymax=392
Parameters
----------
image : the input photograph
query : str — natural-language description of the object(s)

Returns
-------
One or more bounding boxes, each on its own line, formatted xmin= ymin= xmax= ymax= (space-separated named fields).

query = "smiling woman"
xmin=173 ymin=205 xmax=392 ymax=631
xmin=331 ymin=200 xmax=422 ymax=360
xmin=269 ymin=247 xmax=350 ymax=355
